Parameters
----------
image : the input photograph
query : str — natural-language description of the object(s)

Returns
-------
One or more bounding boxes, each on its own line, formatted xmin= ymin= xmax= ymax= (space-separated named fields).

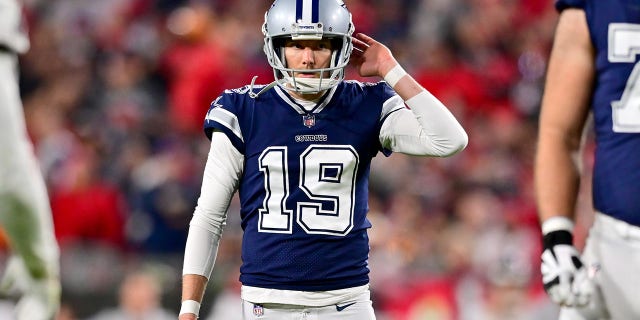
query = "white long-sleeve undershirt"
xmin=182 ymin=88 xmax=467 ymax=303
xmin=182 ymin=129 xmax=243 ymax=278
xmin=380 ymin=90 xmax=467 ymax=156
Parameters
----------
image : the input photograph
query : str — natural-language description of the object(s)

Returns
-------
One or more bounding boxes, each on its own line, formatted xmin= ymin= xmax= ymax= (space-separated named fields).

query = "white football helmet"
xmin=262 ymin=0 xmax=354 ymax=94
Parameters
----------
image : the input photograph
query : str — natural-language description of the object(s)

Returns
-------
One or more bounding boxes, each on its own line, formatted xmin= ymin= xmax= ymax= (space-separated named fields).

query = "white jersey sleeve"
xmin=182 ymin=131 xmax=244 ymax=277
xmin=379 ymin=90 xmax=468 ymax=156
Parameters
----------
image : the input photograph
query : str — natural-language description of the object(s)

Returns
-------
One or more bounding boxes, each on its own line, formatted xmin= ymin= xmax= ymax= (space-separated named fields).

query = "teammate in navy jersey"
xmin=179 ymin=0 xmax=467 ymax=319
xmin=536 ymin=0 xmax=640 ymax=319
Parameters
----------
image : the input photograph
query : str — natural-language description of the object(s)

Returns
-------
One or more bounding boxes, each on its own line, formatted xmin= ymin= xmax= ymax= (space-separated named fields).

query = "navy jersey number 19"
xmin=258 ymin=145 xmax=359 ymax=236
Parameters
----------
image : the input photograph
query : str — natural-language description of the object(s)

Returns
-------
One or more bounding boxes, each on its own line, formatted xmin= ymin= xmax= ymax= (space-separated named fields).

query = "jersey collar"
xmin=274 ymin=84 xmax=339 ymax=115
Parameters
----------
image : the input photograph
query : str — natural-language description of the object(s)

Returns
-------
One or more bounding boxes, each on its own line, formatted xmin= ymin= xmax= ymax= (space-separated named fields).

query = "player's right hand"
xmin=350 ymin=33 xmax=397 ymax=79
xmin=540 ymin=217 xmax=591 ymax=307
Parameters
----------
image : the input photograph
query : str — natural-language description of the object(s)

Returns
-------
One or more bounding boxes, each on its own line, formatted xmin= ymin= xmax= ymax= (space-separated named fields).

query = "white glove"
xmin=0 ymin=256 xmax=60 ymax=320
xmin=540 ymin=217 xmax=591 ymax=307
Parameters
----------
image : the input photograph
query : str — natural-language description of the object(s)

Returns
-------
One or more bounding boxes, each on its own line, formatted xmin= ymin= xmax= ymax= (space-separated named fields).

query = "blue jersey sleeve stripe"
xmin=379 ymin=96 xmax=404 ymax=157
xmin=204 ymin=125 xmax=245 ymax=154
xmin=380 ymin=95 xmax=405 ymax=122
xmin=205 ymin=108 xmax=244 ymax=142
xmin=379 ymin=106 xmax=403 ymax=157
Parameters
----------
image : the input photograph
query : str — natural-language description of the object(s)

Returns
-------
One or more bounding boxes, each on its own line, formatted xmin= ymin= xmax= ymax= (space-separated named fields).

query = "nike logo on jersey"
xmin=336 ymin=302 xmax=356 ymax=311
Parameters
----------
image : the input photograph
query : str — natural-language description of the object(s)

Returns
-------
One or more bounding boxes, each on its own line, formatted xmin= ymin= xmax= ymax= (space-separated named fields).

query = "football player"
xmin=536 ymin=0 xmax=640 ymax=319
xmin=0 ymin=0 xmax=61 ymax=319
xmin=179 ymin=0 xmax=468 ymax=319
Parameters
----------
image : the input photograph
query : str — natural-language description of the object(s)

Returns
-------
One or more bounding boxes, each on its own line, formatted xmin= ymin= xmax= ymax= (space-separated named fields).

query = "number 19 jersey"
xmin=203 ymin=81 xmax=402 ymax=291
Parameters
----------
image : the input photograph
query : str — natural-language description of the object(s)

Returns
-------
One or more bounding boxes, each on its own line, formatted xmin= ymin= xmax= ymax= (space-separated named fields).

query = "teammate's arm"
xmin=180 ymin=131 xmax=244 ymax=319
xmin=535 ymin=8 xmax=595 ymax=307
xmin=536 ymin=8 xmax=594 ymax=226
xmin=350 ymin=33 xmax=468 ymax=156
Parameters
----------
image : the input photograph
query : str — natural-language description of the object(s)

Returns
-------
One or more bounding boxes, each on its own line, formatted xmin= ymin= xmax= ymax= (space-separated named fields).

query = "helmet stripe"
xmin=295 ymin=0 xmax=303 ymax=22
xmin=311 ymin=0 xmax=319 ymax=23
xmin=296 ymin=0 xmax=319 ymax=23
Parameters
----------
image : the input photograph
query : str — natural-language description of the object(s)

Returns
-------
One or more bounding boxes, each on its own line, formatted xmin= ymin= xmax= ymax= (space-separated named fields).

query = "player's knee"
xmin=0 ymin=194 xmax=48 ymax=279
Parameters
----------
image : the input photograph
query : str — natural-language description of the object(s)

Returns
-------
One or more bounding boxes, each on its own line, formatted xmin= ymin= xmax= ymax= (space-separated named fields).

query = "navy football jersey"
xmin=557 ymin=0 xmax=640 ymax=225
xmin=203 ymin=81 xmax=403 ymax=291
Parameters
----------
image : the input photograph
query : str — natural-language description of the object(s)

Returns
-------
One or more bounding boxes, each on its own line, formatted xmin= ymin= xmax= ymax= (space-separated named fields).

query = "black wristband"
xmin=543 ymin=229 xmax=573 ymax=250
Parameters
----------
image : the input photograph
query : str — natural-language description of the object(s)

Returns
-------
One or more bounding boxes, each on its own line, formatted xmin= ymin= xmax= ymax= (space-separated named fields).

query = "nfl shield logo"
xmin=303 ymin=114 xmax=316 ymax=128
xmin=253 ymin=304 xmax=264 ymax=317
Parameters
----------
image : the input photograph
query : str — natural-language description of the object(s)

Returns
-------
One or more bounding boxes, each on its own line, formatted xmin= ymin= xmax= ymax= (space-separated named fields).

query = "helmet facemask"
xmin=261 ymin=0 xmax=354 ymax=95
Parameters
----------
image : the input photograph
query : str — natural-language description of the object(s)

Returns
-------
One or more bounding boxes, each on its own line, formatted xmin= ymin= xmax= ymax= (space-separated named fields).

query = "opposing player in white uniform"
xmin=179 ymin=0 xmax=468 ymax=319
xmin=536 ymin=0 xmax=640 ymax=319
xmin=0 ymin=0 xmax=61 ymax=319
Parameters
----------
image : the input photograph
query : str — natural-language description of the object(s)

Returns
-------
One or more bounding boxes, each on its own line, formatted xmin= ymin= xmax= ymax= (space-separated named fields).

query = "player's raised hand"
xmin=540 ymin=217 xmax=591 ymax=307
xmin=350 ymin=33 xmax=398 ymax=79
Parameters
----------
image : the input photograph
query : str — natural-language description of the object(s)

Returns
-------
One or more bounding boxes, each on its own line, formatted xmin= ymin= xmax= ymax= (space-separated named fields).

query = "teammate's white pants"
xmin=560 ymin=212 xmax=640 ymax=320
xmin=0 ymin=50 xmax=60 ymax=320
xmin=242 ymin=290 xmax=376 ymax=320
xmin=0 ymin=48 xmax=58 ymax=280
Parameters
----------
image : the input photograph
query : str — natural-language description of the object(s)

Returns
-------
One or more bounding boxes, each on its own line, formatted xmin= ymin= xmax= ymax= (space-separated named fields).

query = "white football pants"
xmin=241 ymin=291 xmax=376 ymax=320
xmin=0 ymin=49 xmax=59 ymax=278
xmin=559 ymin=212 xmax=640 ymax=320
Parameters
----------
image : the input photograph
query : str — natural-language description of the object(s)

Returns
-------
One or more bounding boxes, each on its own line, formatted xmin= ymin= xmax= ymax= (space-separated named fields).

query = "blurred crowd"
xmin=0 ymin=0 xmax=598 ymax=319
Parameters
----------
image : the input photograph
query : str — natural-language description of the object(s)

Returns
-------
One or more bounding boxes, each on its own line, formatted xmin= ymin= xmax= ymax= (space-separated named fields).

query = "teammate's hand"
xmin=0 ymin=256 xmax=60 ymax=320
xmin=540 ymin=218 xmax=591 ymax=307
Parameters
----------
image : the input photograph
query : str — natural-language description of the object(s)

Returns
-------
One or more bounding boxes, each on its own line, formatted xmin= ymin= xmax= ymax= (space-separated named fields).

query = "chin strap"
xmin=248 ymin=75 xmax=339 ymax=99
xmin=290 ymin=77 xmax=339 ymax=91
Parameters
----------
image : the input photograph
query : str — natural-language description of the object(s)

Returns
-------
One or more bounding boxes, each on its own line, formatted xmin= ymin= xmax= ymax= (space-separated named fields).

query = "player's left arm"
xmin=351 ymin=33 xmax=468 ymax=156
xmin=180 ymin=130 xmax=244 ymax=319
